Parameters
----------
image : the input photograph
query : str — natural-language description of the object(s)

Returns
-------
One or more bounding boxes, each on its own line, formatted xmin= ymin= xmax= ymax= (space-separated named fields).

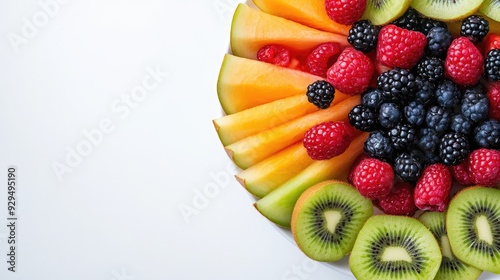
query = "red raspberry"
xmin=306 ymin=42 xmax=341 ymax=78
xmin=487 ymin=82 xmax=500 ymax=120
xmin=376 ymin=24 xmax=426 ymax=69
xmin=303 ymin=121 xmax=354 ymax=160
xmin=257 ymin=45 xmax=292 ymax=67
xmin=348 ymin=153 xmax=369 ymax=184
xmin=467 ymin=148 xmax=500 ymax=187
xmin=377 ymin=181 xmax=417 ymax=216
xmin=327 ymin=47 xmax=374 ymax=95
xmin=324 ymin=0 xmax=366 ymax=26
xmin=483 ymin=33 xmax=500 ymax=56
xmin=351 ymin=157 xmax=394 ymax=199
xmin=445 ymin=37 xmax=484 ymax=86
xmin=451 ymin=161 xmax=473 ymax=185
xmin=414 ymin=164 xmax=452 ymax=212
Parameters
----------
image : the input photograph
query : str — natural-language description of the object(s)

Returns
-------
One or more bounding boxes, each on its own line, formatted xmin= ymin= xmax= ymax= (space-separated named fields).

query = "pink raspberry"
xmin=377 ymin=181 xmax=417 ymax=216
xmin=468 ymin=148 xmax=500 ymax=187
xmin=306 ymin=42 xmax=341 ymax=78
xmin=445 ymin=37 xmax=484 ymax=86
xmin=257 ymin=45 xmax=292 ymax=67
xmin=376 ymin=24 xmax=427 ymax=69
xmin=303 ymin=121 xmax=355 ymax=160
xmin=351 ymin=157 xmax=394 ymax=199
xmin=414 ymin=164 xmax=452 ymax=212
xmin=327 ymin=47 xmax=374 ymax=95
xmin=324 ymin=0 xmax=366 ymax=26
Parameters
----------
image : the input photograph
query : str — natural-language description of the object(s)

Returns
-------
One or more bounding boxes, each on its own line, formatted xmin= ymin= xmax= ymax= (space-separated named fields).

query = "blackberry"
xmin=379 ymin=103 xmax=402 ymax=129
xmin=347 ymin=20 xmax=379 ymax=53
xmin=364 ymin=130 xmax=394 ymax=162
xmin=416 ymin=57 xmax=444 ymax=83
xmin=348 ymin=104 xmax=378 ymax=132
xmin=306 ymin=80 xmax=335 ymax=109
xmin=419 ymin=18 xmax=447 ymax=35
xmin=435 ymin=79 xmax=461 ymax=110
xmin=485 ymin=49 xmax=500 ymax=82
xmin=414 ymin=77 xmax=436 ymax=106
xmin=426 ymin=27 xmax=453 ymax=57
xmin=361 ymin=88 xmax=383 ymax=109
xmin=473 ymin=119 xmax=500 ymax=149
xmin=392 ymin=8 xmax=421 ymax=32
xmin=388 ymin=124 xmax=416 ymax=150
xmin=426 ymin=106 xmax=451 ymax=133
xmin=417 ymin=128 xmax=440 ymax=154
xmin=439 ymin=132 xmax=470 ymax=166
xmin=377 ymin=68 xmax=417 ymax=104
xmin=461 ymin=86 xmax=489 ymax=123
xmin=394 ymin=152 xmax=424 ymax=182
xmin=422 ymin=152 xmax=441 ymax=165
xmin=460 ymin=15 xmax=489 ymax=43
xmin=450 ymin=114 xmax=473 ymax=135
xmin=404 ymin=101 xmax=426 ymax=126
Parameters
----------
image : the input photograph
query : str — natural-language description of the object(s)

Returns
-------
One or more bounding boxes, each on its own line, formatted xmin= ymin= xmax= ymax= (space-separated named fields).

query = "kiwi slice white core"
xmin=382 ymin=247 xmax=413 ymax=263
xmin=440 ymin=236 xmax=453 ymax=259
xmin=324 ymin=210 xmax=342 ymax=234
xmin=476 ymin=215 xmax=494 ymax=245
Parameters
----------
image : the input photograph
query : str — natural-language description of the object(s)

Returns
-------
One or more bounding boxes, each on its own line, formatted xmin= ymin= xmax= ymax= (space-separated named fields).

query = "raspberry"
xmin=460 ymin=15 xmax=489 ymax=43
xmin=306 ymin=42 xmax=341 ymax=78
xmin=473 ymin=119 xmax=500 ymax=149
xmin=347 ymin=20 xmax=380 ymax=53
xmin=324 ymin=0 xmax=366 ymax=26
xmin=439 ymin=132 xmax=470 ymax=166
xmin=327 ymin=48 xmax=374 ymax=95
xmin=377 ymin=181 xmax=417 ymax=216
xmin=414 ymin=164 xmax=452 ymax=212
xmin=485 ymin=49 xmax=500 ymax=82
xmin=364 ymin=130 xmax=394 ymax=162
xmin=487 ymin=82 xmax=500 ymax=120
xmin=351 ymin=157 xmax=394 ymax=199
xmin=377 ymin=24 xmax=427 ymax=69
xmin=451 ymin=161 xmax=473 ymax=185
xmin=444 ymin=37 xmax=484 ymax=86
xmin=467 ymin=148 xmax=500 ymax=187
xmin=306 ymin=80 xmax=335 ymax=109
xmin=257 ymin=44 xmax=292 ymax=67
xmin=303 ymin=121 xmax=354 ymax=160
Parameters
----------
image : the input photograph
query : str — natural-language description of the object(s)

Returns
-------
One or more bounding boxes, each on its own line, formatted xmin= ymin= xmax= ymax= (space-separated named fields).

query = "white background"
xmin=0 ymin=1 xmax=498 ymax=280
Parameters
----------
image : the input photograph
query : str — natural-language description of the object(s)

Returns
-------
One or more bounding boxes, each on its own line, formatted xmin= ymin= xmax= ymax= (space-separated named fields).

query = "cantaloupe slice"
xmin=217 ymin=54 xmax=322 ymax=114
xmin=254 ymin=134 xmax=368 ymax=228
xmin=231 ymin=4 xmax=349 ymax=59
xmin=225 ymin=95 xmax=360 ymax=169
xmin=236 ymin=142 xmax=314 ymax=198
xmin=252 ymin=0 xmax=351 ymax=35
xmin=214 ymin=91 xmax=350 ymax=146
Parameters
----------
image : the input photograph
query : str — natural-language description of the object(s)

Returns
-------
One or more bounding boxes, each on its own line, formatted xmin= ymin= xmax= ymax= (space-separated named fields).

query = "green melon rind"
xmin=411 ymin=0 xmax=485 ymax=22
xmin=419 ymin=211 xmax=483 ymax=280
xmin=350 ymin=215 xmax=442 ymax=280
xmin=294 ymin=182 xmax=373 ymax=262
xmin=480 ymin=0 xmax=500 ymax=22
xmin=447 ymin=186 xmax=500 ymax=274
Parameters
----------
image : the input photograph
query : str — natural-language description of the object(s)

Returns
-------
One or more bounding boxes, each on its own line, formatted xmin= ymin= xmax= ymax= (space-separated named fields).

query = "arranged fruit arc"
xmin=291 ymin=180 xmax=373 ymax=262
xmin=252 ymin=0 xmax=351 ymax=35
xmin=446 ymin=186 xmax=500 ymax=274
xmin=217 ymin=54 xmax=321 ymax=114
xmin=349 ymin=215 xmax=442 ymax=280
xmin=230 ymin=4 xmax=349 ymax=60
xmin=225 ymin=95 xmax=360 ymax=169
xmin=254 ymin=133 xmax=367 ymax=228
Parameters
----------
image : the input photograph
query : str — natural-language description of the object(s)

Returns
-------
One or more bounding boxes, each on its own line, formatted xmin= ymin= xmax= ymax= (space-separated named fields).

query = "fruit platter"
xmin=213 ymin=0 xmax=500 ymax=279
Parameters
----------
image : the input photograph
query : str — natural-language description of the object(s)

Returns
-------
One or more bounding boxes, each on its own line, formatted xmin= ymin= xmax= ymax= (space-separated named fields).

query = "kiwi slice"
xmin=350 ymin=215 xmax=442 ymax=280
xmin=362 ymin=0 xmax=413 ymax=26
xmin=419 ymin=211 xmax=483 ymax=280
xmin=291 ymin=180 xmax=373 ymax=262
xmin=447 ymin=186 xmax=500 ymax=274
xmin=411 ymin=0 xmax=484 ymax=22
xmin=480 ymin=0 xmax=500 ymax=22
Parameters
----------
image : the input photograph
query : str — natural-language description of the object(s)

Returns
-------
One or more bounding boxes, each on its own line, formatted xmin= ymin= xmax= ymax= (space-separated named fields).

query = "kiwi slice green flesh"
xmin=419 ymin=211 xmax=483 ymax=280
xmin=350 ymin=215 xmax=442 ymax=280
xmin=411 ymin=0 xmax=484 ymax=22
xmin=447 ymin=186 xmax=500 ymax=274
xmin=362 ymin=0 xmax=413 ymax=26
xmin=291 ymin=181 xmax=373 ymax=262
xmin=480 ymin=0 xmax=500 ymax=22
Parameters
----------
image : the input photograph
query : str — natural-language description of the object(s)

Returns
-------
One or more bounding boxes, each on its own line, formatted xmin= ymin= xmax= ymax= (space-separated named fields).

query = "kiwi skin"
xmin=419 ymin=211 xmax=483 ymax=280
xmin=291 ymin=180 xmax=373 ymax=262
xmin=447 ymin=186 xmax=500 ymax=274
